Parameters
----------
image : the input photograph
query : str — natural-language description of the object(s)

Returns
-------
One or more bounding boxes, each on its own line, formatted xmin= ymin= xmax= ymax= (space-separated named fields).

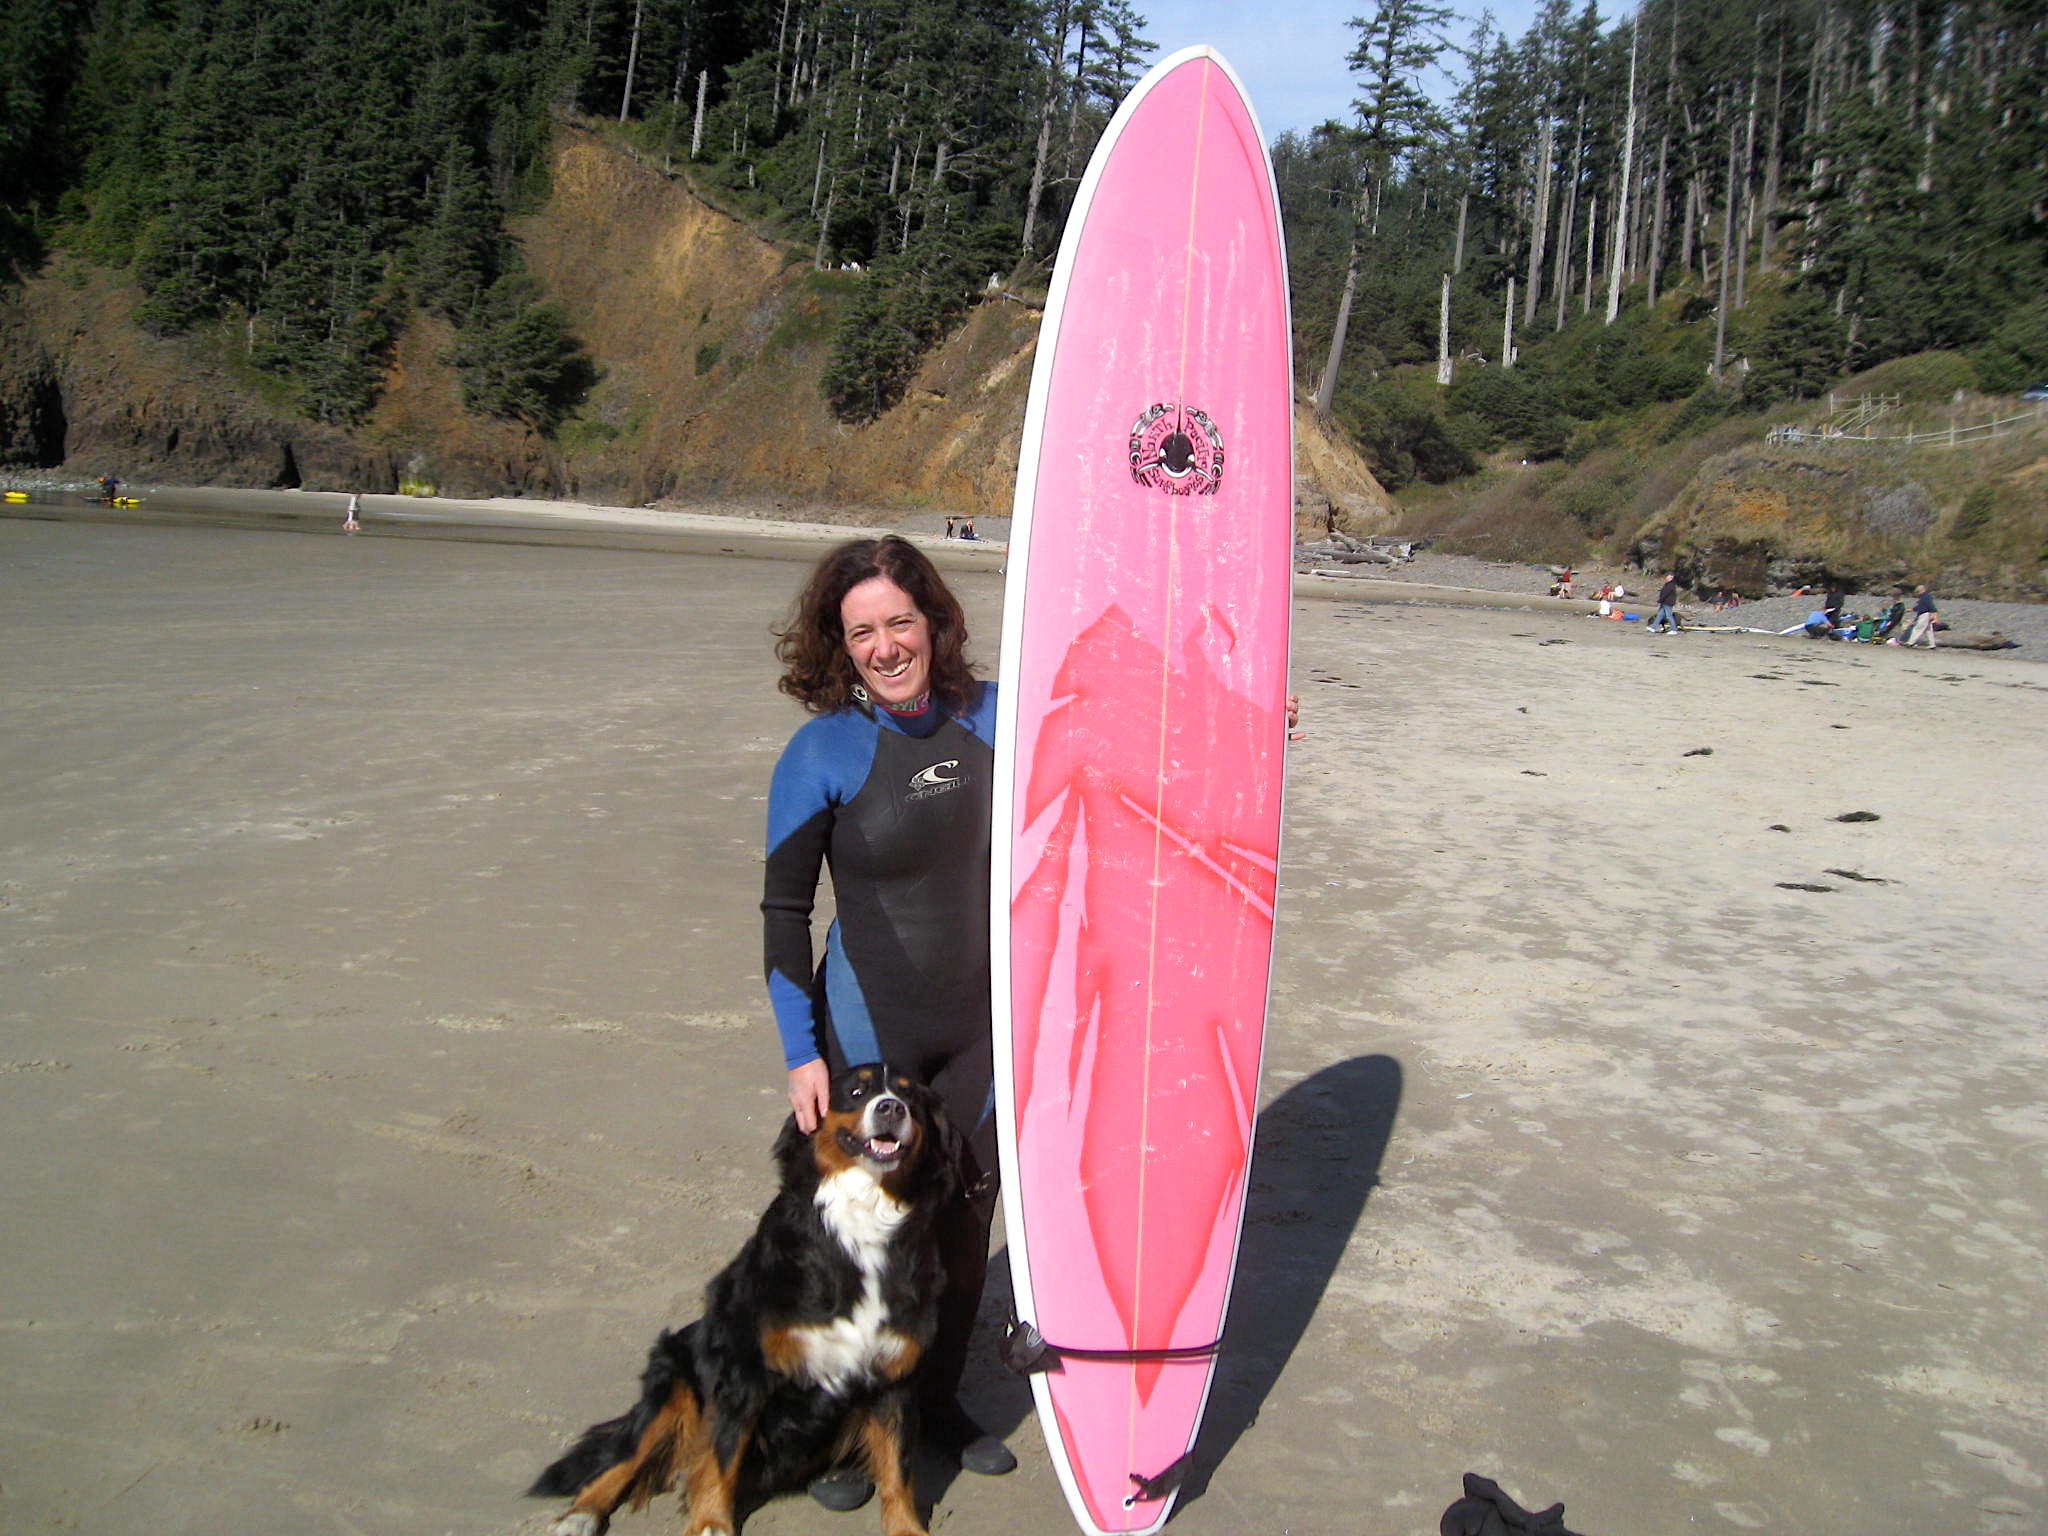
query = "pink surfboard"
xmin=990 ymin=46 xmax=1293 ymax=1536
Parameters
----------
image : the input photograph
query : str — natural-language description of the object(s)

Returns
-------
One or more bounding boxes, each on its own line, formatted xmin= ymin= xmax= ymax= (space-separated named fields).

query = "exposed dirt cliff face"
xmin=2 ymin=126 xmax=1386 ymax=519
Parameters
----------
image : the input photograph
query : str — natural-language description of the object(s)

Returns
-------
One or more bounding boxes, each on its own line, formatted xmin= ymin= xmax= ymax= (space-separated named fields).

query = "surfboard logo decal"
xmin=1128 ymin=403 xmax=1224 ymax=496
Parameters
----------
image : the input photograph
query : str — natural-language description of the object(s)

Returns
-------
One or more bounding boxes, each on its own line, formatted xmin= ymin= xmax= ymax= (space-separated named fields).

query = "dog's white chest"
xmin=788 ymin=1169 xmax=914 ymax=1395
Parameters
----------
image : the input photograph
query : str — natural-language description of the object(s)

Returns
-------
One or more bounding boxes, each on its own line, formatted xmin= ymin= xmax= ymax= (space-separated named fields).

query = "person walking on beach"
xmin=342 ymin=493 xmax=361 ymax=533
xmin=1649 ymin=572 xmax=1682 ymax=634
xmin=1902 ymin=585 xmax=1939 ymax=647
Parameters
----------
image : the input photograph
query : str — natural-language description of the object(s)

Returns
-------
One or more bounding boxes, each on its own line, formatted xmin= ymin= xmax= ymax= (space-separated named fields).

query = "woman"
xmin=762 ymin=536 xmax=1015 ymax=1502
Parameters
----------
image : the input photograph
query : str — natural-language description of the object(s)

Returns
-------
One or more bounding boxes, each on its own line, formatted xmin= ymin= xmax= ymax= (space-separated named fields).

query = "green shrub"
xmin=1969 ymin=300 xmax=2048 ymax=393
xmin=1953 ymin=485 xmax=1997 ymax=540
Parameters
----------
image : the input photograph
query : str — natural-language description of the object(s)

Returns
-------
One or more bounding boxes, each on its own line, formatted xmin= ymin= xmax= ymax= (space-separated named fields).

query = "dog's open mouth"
xmin=836 ymin=1127 xmax=909 ymax=1166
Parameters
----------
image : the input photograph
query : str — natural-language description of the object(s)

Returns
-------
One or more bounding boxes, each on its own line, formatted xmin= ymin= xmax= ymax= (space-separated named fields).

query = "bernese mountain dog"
xmin=529 ymin=1063 xmax=957 ymax=1536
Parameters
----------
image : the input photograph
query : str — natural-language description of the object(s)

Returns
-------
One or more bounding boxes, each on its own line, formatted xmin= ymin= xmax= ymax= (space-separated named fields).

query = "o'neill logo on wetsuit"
xmin=907 ymin=759 xmax=963 ymax=801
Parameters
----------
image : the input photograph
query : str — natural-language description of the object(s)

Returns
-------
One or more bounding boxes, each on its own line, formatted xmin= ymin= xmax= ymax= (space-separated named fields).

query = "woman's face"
xmin=841 ymin=576 xmax=932 ymax=708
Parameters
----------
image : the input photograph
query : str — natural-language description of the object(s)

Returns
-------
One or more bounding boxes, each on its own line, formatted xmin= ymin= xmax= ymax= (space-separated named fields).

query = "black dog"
xmin=530 ymin=1063 xmax=957 ymax=1536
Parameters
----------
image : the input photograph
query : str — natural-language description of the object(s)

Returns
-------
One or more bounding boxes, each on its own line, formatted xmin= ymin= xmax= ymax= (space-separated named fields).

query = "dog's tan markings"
xmin=681 ymin=1423 xmax=750 ymax=1536
xmin=560 ymin=1386 xmax=702 ymax=1531
xmin=759 ymin=1323 xmax=808 ymax=1379
xmin=858 ymin=1408 xmax=927 ymax=1536
xmin=814 ymin=1107 xmax=863 ymax=1177
xmin=876 ymin=1332 xmax=922 ymax=1381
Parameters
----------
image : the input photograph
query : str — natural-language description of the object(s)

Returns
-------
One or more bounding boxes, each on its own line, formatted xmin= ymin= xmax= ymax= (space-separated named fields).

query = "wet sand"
xmin=2 ymin=513 xmax=2044 ymax=1536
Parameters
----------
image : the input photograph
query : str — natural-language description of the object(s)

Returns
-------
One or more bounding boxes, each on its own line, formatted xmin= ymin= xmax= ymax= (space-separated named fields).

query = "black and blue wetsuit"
xmin=762 ymin=683 xmax=1000 ymax=1410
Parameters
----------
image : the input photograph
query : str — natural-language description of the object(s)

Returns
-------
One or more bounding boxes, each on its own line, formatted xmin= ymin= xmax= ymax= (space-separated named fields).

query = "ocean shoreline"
xmin=5 ymin=478 xmax=2040 ymax=657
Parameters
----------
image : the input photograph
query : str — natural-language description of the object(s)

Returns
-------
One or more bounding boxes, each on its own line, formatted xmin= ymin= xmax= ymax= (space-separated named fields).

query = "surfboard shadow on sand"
xmin=945 ymin=1054 xmax=1401 ymax=1514
xmin=1182 ymin=1051 xmax=1403 ymax=1511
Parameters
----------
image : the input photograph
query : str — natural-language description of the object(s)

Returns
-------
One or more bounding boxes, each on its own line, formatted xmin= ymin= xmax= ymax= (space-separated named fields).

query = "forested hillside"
xmin=0 ymin=0 xmax=1147 ymax=438
xmin=2 ymin=0 xmax=2043 ymax=590
xmin=1282 ymin=0 xmax=2046 ymax=489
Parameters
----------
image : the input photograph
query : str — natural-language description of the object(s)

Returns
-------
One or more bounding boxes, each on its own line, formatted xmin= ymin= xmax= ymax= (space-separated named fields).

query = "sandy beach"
xmin=2 ymin=504 xmax=2044 ymax=1536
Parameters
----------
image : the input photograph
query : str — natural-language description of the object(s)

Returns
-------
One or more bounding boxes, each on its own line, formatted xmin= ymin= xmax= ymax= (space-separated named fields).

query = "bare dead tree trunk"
xmin=1438 ymin=272 xmax=1454 ymax=385
xmin=1583 ymin=193 xmax=1597 ymax=314
xmin=618 ymin=0 xmax=644 ymax=121
xmin=1608 ymin=24 xmax=1639 ymax=322
xmin=1454 ymin=192 xmax=1469 ymax=274
xmin=1680 ymin=103 xmax=1701 ymax=278
xmin=1525 ymin=116 xmax=1554 ymax=325
xmin=814 ymin=174 xmax=836 ymax=268
xmin=1736 ymin=38 xmax=1760 ymax=308
xmin=1648 ymin=3 xmax=1678 ymax=307
xmin=1759 ymin=30 xmax=1785 ymax=273
xmin=1713 ymin=118 xmax=1737 ymax=381
xmin=691 ymin=69 xmax=708 ymax=160
xmin=1503 ymin=277 xmax=1516 ymax=368
xmin=1555 ymin=97 xmax=1585 ymax=331
xmin=1021 ymin=87 xmax=1057 ymax=258
xmin=772 ymin=0 xmax=792 ymax=114
xmin=1316 ymin=227 xmax=1362 ymax=420
xmin=1803 ymin=3 xmax=1836 ymax=266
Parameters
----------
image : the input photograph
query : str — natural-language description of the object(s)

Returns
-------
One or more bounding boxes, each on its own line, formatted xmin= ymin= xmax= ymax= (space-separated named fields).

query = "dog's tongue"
xmin=868 ymin=1137 xmax=901 ymax=1157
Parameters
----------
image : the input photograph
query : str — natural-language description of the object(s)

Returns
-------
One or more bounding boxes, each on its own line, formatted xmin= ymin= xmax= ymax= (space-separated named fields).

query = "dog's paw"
xmin=549 ymin=1514 xmax=605 ymax=1536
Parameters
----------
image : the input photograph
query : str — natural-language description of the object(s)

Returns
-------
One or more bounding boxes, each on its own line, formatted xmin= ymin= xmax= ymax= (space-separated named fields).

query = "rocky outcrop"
xmin=1631 ymin=436 xmax=2048 ymax=602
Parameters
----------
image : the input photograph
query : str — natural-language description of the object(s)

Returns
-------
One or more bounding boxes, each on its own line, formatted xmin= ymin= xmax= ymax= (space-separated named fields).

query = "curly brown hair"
xmin=774 ymin=537 xmax=979 ymax=715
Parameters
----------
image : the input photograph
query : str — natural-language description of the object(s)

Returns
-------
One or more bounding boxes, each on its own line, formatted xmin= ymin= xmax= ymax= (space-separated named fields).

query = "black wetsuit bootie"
xmin=807 ymin=1465 xmax=875 ymax=1511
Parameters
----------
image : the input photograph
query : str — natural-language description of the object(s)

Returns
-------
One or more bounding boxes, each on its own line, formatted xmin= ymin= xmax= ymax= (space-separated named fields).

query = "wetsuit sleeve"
xmin=762 ymin=721 xmax=845 ymax=1069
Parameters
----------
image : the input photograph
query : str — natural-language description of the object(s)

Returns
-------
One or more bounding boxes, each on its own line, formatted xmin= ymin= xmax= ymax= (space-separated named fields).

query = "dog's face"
xmin=773 ymin=1064 xmax=954 ymax=1207
xmin=818 ymin=1063 xmax=933 ymax=1178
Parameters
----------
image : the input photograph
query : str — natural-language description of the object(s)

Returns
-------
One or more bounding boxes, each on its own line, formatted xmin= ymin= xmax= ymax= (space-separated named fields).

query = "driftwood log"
xmin=1933 ymin=630 xmax=2018 ymax=651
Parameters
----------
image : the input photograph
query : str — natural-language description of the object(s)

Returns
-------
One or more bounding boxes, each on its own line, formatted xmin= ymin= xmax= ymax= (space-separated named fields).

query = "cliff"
xmin=1 ymin=126 xmax=1387 ymax=523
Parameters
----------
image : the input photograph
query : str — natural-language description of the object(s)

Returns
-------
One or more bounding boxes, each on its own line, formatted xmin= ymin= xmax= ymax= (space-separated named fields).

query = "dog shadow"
xmin=925 ymin=1053 xmax=1401 ymax=1518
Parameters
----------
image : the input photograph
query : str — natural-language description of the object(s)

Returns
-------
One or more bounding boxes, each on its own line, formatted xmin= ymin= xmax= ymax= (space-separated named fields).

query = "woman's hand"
xmin=787 ymin=1059 xmax=831 ymax=1133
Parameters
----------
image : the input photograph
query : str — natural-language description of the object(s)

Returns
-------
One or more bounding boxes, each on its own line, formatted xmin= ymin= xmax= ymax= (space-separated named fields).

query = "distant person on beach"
xmin=943 ymin=516 xmax=958 ymax=539
xmin=958 ymin=518 xmax=978 ymax=541
xmin=1823 ymin=587 xmax=1844 ymax=628
xmin=1648 ymin=573 xmax=1681 ymax=634
xmin=97 ymin=474 xmax=120 ymax=502
xmin=1877 ymin=598 xmax=1907 ymax=640
xmin=1902 ymin=585 xmax=1939 ymax=647
xmin=342 ymin=493 xmax=361 ymax=533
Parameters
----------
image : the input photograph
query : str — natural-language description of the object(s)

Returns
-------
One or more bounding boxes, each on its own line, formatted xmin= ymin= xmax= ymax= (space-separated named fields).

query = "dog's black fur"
xmin=529 ymin=1064 xmax=957 ymax=1536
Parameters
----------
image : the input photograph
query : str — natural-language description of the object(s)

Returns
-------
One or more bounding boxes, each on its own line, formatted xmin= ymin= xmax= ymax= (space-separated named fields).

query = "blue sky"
xmin=1137 ymin=0 xmax=1546 ymax=142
